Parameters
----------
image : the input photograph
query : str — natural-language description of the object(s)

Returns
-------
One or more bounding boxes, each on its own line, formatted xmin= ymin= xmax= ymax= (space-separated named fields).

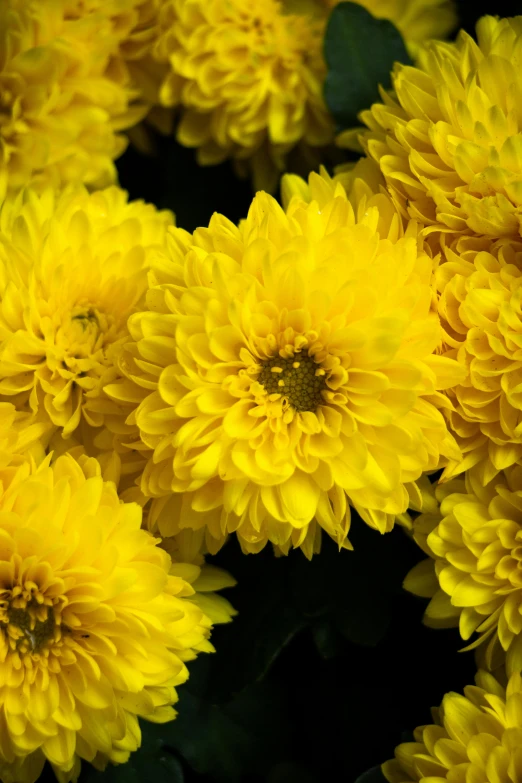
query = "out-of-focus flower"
xmin=107 ymin=174 xmax=462 ymax=557
xmin=383 ymin=670 xmax=522 ymax=782
xmin=0 ymin=185 xmax=172 ymax=440
xmin=350 ymin=16 xmax=522 ymax=240
xmin=0 ymin=0 xmax=155 ymax=194
xmin=150 ymin=0 xmax=456 ymax=191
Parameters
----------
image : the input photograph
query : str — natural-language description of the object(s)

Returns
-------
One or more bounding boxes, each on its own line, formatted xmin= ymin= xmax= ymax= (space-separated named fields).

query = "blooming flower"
xmin=435 ymin=234 xmax=522 ymax=483
xmin=383 ymin=670 xmax=522 ymax=782
xmin=0 ymin=452 xmax=234 ymax=783
xmin=353 ymin=15 xmax=522 ymax=239
xmin=405 ymin=465 xmax=522 ymax=674
xmin=107 ymin=176 xmax=463 ymax=557
xmin=0 ymin=0 xmax=153 ymax=194
xmin=150 ymin=0 xmax=455 ymax=191
xmin=0 ymin=185 xmax=173 ymax=440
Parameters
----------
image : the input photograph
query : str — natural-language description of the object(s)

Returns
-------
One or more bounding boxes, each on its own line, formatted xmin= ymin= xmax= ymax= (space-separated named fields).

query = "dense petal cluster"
xmin=107 ymin=176 xmax=463 ymax=557
xmin=0 ymin=403 xmax=49 ymax=472
xmin=152 ymin=0 xmax=332 ymax=192
xmin=383 ymin=670 xmax=522 ymax=783
xmin=150 ymin=0 xmax=456 ymax=191
xmin=405 ymin=465 xmax=522 ymax=673
xmin=436 ymin=234 xmax=522 ymax=482
xmin=0 ymin=185 xmax=173 ymax=440
xmin=0 ymin=452 xmax=233 ymax=783
xmin=0 ymin=0 xmax=157 ymax=194
xmin=354 ymin=15 xmax=522 ymax=239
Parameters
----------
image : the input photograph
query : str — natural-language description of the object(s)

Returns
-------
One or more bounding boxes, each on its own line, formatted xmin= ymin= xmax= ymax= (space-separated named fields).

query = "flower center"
xmin=0 ymin=584 xmax=64 ymax=655
xmin=3 ymin=605 xmax=56 ymax=653
xmin=257 ymin=352 xmax=327 ymax=412
xmin=55 ymin=304 xmax=120 ymax=377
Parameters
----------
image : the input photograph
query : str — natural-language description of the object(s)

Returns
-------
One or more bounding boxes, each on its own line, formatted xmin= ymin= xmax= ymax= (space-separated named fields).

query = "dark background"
xmin=87 ymin=2 xmax=522 ymax=781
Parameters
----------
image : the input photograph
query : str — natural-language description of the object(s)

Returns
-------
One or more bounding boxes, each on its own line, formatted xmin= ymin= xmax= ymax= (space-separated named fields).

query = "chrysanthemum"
xmin=352 ymin=15 xmax=522 ymax=239
xmin=383 ymin=670 xmax=522 ymax=783
xmin=405 ymin=465 xmax=522 ymax=673
xmin=151 ymin=0 xmax=455 ymax=191
xmin=0 ymin=185 xmax=173 ymax=440
xmin=107 ymin=178 xmax=463 ymax=557
xmin=0 ymin=451 xmax=234 ymax=783
xmin=435 ymin=234 xmax=522 ymax=482
xmin=0 ymin=0 xmax=154 ymax=194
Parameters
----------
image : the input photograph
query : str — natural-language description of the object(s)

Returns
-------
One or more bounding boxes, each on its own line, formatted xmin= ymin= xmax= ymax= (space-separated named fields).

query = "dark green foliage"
xmin=323 ymin=3 xmax=411 ymax=131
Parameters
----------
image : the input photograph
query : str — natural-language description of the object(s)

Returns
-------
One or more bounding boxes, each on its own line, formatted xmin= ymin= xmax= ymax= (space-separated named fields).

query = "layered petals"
xmin=108 ymin=174 xmax=463 ymax=557
xmin=0 ymin=185 xmax=173 ymax=443
xmin=354 ymin=15 xmax=522 ymax=240
xmin=0 ymin=0 xmax=158 ymax=193
xmin=383 ymin=670 xmax=522 ymax=783
xmin=406 ymin=465 xmax=522 ymax=673
xmin=0 ymin=453 xmax=234 ymax=783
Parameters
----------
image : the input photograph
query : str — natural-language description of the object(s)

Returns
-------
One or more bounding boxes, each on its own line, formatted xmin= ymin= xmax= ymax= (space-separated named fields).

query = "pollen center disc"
xmin=257 ymin=353 xmax=327 ymax=412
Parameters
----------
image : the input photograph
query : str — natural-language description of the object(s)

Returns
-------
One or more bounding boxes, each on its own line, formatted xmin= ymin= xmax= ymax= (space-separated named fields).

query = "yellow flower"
xmin=152 ymin=0 xmax=331 ymax=192
xmin=0 ymin=185 xmax=173 ymax=440
xmin=383 ymin=670 xmax=522 ymax=783
xmin=0 ymin=0 xmax=154 ymax=194
xmin=107 ymin=177 xmax=463 ymax=557
xmin=354 ymin=15 xmax=522 ymax=239
xmin=405 ymin=465 xmax=522 ymax=674
xmin=0 ymin=451 xmax=234 ymax=783
xmin=151 ymin=0 xmax=454 ymax=191
xmin=435 ymin=234 xmax=522 ymax=483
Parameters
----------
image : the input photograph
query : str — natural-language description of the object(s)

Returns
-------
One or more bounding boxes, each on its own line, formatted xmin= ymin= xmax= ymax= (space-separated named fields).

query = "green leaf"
xmin=324 ymin=2 xmax=412 ymax=131
xmin=356 ymin=766 xmax=387 ymax=783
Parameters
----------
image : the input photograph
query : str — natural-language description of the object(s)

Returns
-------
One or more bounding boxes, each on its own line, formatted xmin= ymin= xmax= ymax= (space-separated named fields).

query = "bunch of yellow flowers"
xmin=4 ymin=0 xmax=522 ymax=781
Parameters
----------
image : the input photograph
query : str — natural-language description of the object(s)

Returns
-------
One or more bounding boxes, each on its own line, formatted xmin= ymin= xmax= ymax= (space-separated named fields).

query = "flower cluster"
xmin=149 ymin=0 xmax=456 ymax=190
xmin=0 ymin=0 xmax=457 ymax=195
xmin=0 ymin=182 xmax=236 ymax=782
xmin=4 ymin=1 xmax=522 ymax=780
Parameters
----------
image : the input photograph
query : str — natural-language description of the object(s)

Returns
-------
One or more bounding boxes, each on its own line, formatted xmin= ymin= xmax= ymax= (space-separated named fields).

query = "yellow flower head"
xmin=355 ymin=15 xmax=522 ymax=239
xmin=150 ymin=0 xmax=456 ymax=191
xmin=436 ymin=234 xmax=522 ymax=483
xmin=0 ymin=0 xmax=154 ymax=194
xmin=0 ymin=452 xmax=232 ymax=783
xmin=405 ymin=465 xmax=522 ymax=674
xmin=153 ymin=0 xmax=332 ymax=191
xmin=0 ymin=185 xmax=173 ymax=439
xmin=107 ymin=175 xmax=463 ymax=557
xmin=383 ymin=670 xmax=522 ymax=783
